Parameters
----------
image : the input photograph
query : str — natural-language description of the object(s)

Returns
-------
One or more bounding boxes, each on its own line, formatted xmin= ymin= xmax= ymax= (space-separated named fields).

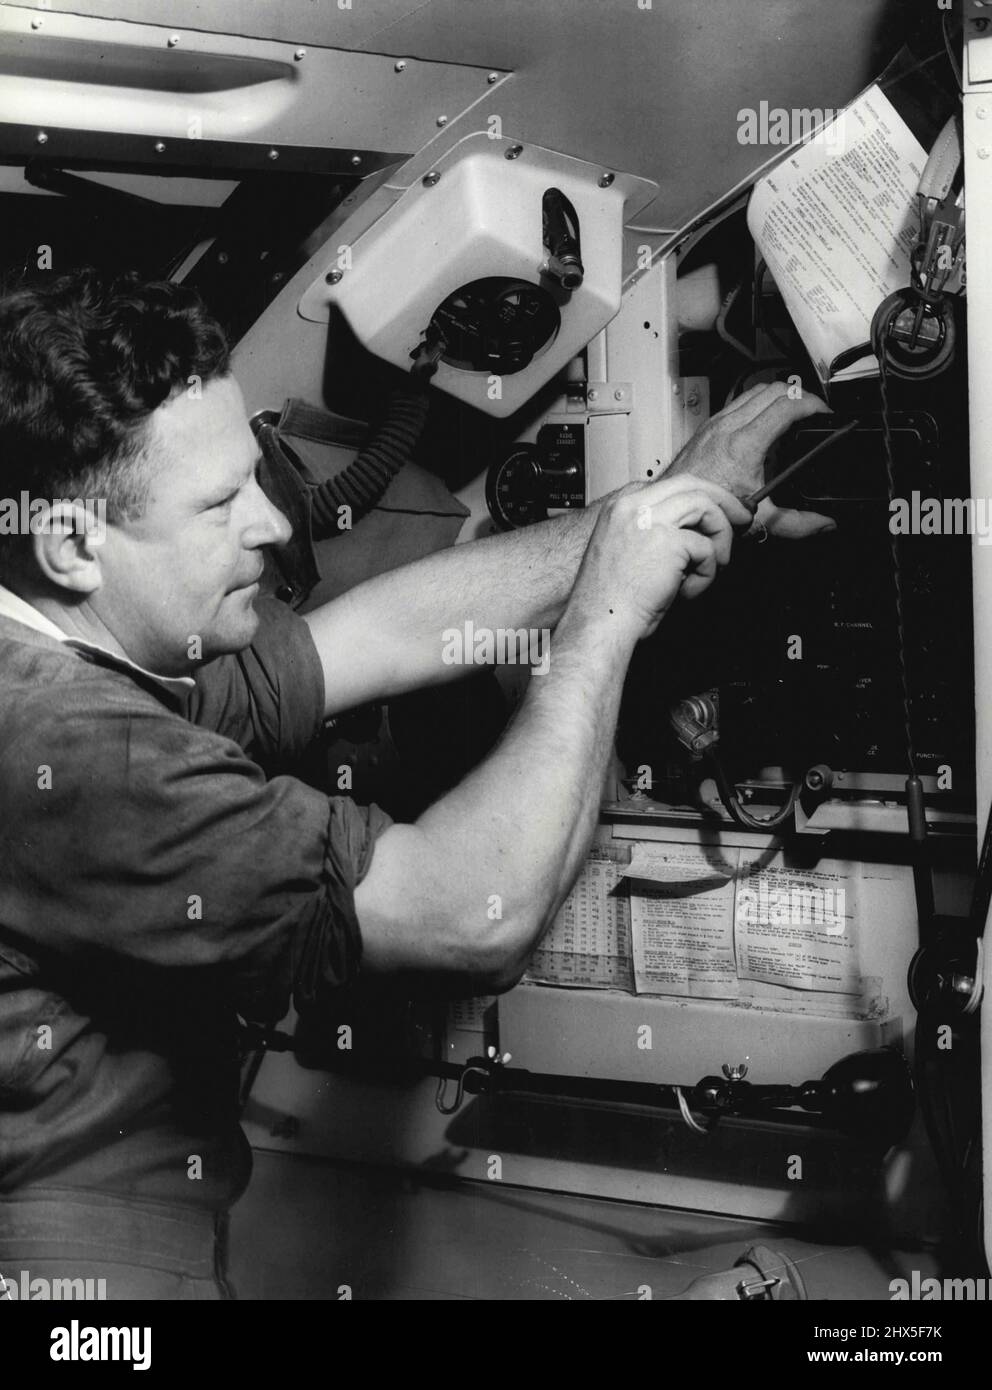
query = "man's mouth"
xmin=229 ymin=568 xmax=263 ymax=594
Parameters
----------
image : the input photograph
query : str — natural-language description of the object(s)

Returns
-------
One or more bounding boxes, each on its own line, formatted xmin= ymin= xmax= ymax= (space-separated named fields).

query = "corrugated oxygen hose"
xmin=309 ymin=387 xmax=431 ymax=539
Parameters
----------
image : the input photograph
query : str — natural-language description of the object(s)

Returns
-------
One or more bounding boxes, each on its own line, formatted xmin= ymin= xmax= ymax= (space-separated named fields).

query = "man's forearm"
xmin=443 ymin=504 xmax=601 ymax=631
xmin=357 ymin=594 xmax=636 ymax=986
xmin=305 ymin=382 xmax=831 ymax=715
xmin=354 ymin=475 xmax=746 ymax=988
xmin=303 ymin=502 xmax=603 ymax=714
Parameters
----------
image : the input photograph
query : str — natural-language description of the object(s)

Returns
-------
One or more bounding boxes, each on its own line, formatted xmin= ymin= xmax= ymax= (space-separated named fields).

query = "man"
xmin=0 ymin=269 xmax=829 ymax=1299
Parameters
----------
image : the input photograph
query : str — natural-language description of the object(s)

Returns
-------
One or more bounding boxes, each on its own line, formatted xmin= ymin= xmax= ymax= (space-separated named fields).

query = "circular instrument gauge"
xmin=429 ymin=277 xmax=561 ymax=375
xmin=486 ymin=445 xmax=547 ymax=530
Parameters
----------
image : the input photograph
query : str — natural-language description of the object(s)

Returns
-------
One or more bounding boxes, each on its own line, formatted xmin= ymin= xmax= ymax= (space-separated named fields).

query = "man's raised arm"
xmin=302 ymin=382 xmax=830 ymax=716
xmin=353 ymin=476 xmax=751 ymax=994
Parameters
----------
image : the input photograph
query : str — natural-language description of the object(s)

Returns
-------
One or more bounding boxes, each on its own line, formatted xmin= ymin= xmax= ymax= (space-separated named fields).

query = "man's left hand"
xmin=667 ymin=381 xmax=836 ymax=539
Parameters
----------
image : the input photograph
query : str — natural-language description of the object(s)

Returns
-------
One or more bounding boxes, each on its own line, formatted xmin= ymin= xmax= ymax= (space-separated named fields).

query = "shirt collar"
xmin=0 ymin=583 xmax=196 ymax=696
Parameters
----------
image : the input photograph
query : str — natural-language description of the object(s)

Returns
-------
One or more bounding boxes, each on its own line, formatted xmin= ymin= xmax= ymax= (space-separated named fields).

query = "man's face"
xmin=93 ymin=375 xmax=291 ymax=675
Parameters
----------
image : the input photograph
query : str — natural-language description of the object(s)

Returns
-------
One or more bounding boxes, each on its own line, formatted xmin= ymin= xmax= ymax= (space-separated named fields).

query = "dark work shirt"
xmin=0 ymin=596 xmax=391 ymax=1211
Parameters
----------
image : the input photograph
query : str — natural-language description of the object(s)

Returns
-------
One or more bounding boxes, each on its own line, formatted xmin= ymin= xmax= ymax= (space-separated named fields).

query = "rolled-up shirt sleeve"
xmin=0 ymin=657 xmax=392 ymax=1025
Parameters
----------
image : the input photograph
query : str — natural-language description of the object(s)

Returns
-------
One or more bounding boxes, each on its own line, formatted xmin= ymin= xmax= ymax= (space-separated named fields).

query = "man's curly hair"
xmin=0 ymin=267 xmax=230 ymax=580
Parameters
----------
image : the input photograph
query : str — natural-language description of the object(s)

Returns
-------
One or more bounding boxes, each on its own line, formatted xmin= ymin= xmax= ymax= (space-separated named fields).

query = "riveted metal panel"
xmin=0 ymin=4 xmax=505 ymax=168
xmin=11 ymin=0 xmax=898 ymax=231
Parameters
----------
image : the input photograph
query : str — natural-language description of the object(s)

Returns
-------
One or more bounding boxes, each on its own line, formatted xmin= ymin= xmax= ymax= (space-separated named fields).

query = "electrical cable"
xmin=875 ymin=292 xmax=983 ymax=1261
xmin=875 ymin=333 xmax=917 ymax=779
xmin=874 ymin=318 xmax=938 ymax=933
xmin=674 ymin=1085 xmax=712 ymax=1135
xmin=942 ymin=9 xmax=964 ymax=96
xmin=714 ymin=282 xmax=760 ymax=362
xmin=705 ymin=748 xmax=801 ymax=831
xmin=913 ymin=1026 xmax=960 ymax=1205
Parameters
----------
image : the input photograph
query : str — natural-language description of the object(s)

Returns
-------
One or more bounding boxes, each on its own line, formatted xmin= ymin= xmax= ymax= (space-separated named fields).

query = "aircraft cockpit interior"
xmin=2 ymin=0 xmax=992 ymax=1328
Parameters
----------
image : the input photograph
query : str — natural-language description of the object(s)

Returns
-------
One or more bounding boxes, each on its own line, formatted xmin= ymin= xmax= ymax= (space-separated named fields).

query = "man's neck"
xmin=0 ymin=583 xmax=196 ymax=692
xmin=24 ymin=591 xmax=133 ymax=664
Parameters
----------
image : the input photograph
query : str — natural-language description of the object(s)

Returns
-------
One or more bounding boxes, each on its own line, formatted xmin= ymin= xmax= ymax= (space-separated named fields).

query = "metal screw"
xmin=30 ymin=17 xmax=42 ymax=28
xmin=436 ymin=115 xmax=448 ymax=127
xmin=981 ymin=147 xmax=991 ymax=161
xmin=599 ymin=171 xmax=615 ymax=188
xmin=36 ymin=131 xmax=48 ymax=145
xmin=394 ymin=59 xmax=407 ymax=72
xmin=154 ymin=141 xmax=166 ymax=154
xmin=217 ymin=251 xmax=229 ymax=265
xmin=422 ymin=171 xmax=441 ymax=186
xmin=325 ymin=269 xmax=344 ymax=285
xmin=505 ymin=144 xmax=524 ymax=160
xmin=294 ymin=48 xmax=307 ymax=61
xmin=614 ymin=389 xmax=624 ymax=401
xmin=268 ymin=148 xmax=279 ymax=160
xmin=588 ymin=389 xmax=599 ymax=402
xmin=350 ymin=154 xmax=362 ymax=166
xmin=167 ymin=34 xmax=180 ymax=47
xmin=979 ymin=106 xmax=990 ymax=119
xmin=487 ymin=71 xmax=500 ymax=84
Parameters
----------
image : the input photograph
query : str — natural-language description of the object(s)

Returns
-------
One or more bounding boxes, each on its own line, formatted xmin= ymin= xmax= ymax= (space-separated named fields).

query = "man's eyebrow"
xmin=196 ymin=456 xmax=263 ymax=509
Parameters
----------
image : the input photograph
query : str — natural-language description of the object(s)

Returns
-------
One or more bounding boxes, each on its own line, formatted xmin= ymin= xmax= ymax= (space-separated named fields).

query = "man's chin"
xmin=203 ymin=591 xmax=262 ymax=658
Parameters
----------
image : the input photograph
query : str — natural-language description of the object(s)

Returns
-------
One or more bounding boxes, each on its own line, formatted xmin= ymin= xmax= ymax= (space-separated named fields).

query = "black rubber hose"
xmin=309 ymin=388 xmax=430 ymax=538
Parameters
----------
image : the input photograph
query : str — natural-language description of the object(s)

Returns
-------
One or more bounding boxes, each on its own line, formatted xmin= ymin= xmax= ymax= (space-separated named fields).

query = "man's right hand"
xmin=354 ymin=477 xmax=749 ymax=992
xmin=568 ymin=474 xmax=752 ymax=642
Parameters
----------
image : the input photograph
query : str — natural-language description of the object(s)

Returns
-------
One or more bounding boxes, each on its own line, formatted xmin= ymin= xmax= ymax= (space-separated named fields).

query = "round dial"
xmin=486 ymin=445 xmax=547 ymax=530
xmin=429 ymin=277 xmax=560 ymax=375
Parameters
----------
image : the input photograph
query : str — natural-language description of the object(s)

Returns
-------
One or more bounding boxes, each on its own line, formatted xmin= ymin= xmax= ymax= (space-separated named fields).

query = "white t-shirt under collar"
xmin=0 ymin=583 xmax=196 ymax=694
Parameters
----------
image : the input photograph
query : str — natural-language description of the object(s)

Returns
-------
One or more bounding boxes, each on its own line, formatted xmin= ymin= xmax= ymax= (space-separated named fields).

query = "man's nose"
xmin=244 ymin=477 xmax=293 ymax=549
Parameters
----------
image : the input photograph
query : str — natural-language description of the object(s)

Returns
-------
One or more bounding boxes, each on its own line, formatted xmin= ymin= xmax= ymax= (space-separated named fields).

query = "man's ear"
xmin=31 ymin=500 xmax=107 ymax=595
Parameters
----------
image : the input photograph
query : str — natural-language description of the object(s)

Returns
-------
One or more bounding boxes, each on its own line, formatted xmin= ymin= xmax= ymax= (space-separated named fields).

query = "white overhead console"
xmin=300 ymin=132 xmax=657 ymax=417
